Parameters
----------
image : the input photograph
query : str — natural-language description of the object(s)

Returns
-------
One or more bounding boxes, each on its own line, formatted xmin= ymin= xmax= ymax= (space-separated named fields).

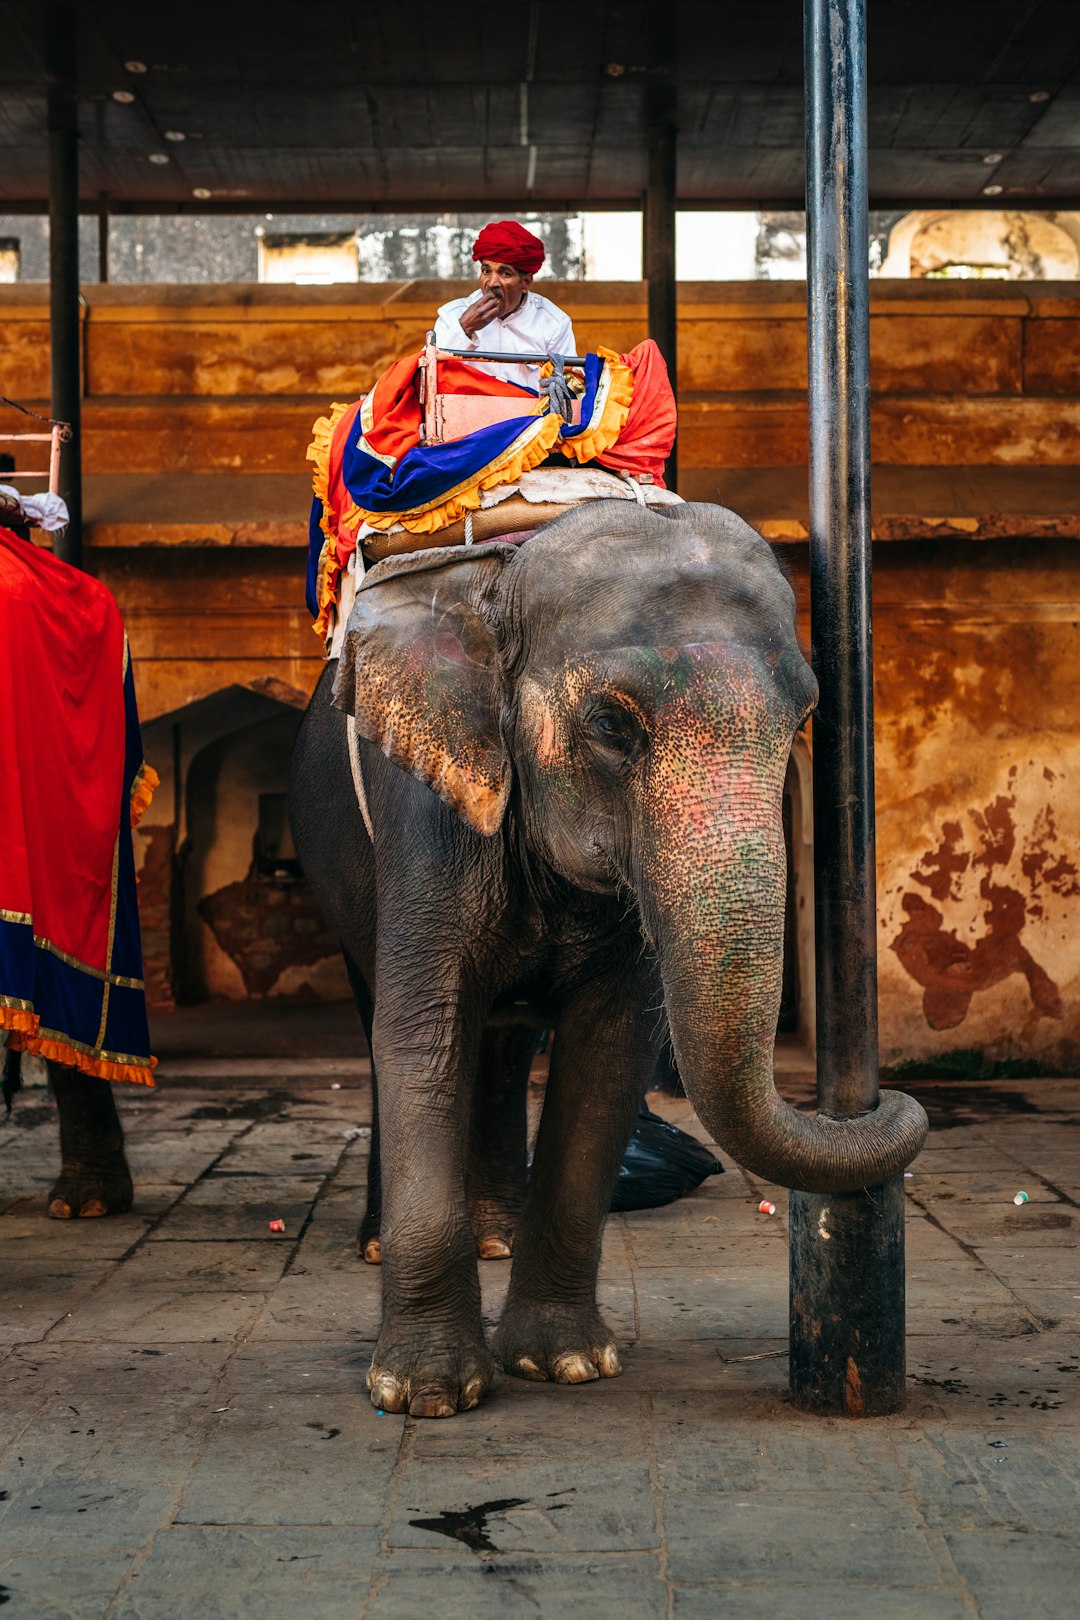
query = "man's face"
xmin=479 ymin=260 xmax=530 ymax=311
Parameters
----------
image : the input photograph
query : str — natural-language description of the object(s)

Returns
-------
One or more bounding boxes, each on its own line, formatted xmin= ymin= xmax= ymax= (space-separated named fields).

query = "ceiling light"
xmin=605 ymin=63 xmax=626 ymax=77
xmin=192 ymin=188 xmax=212 ymax=199
xmin=983 ymin=152 xmax=1003 ymax=165
xmin=124 ymin=60 xmax=148 ymax=73
xmin=148 ymin=152 xmax=170 ymax=165
xmin=982 ymin=184 xmax=1003 ymax=196
xmin=1029 ymin=90 xmax=1050 ymax=103
xmin=111 ymin=89 xmax=135 ymax=104
xmin=164 ymin=130 xmax=186 ymax=142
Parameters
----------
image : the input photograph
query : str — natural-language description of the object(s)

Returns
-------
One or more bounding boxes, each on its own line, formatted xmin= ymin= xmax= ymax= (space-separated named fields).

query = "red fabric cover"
xmin=471 ymin=220 xmax=546 ymax=275
xmin=594 ymin=340 xmax=678 ymax=488
xmin=0 ymin=528 xmax=126 ymax=968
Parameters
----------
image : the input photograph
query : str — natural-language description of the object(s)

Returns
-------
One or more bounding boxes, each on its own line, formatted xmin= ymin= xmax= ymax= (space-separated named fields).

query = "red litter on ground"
xmin=268 ymin=1218 xmax=286 ymax=1233
xmin=758 ymin=1200 xmax=776 ymax=1215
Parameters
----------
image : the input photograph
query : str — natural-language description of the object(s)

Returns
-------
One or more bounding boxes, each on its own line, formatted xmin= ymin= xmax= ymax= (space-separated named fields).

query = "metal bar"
xmin=644 ymin=32 xmax=678 ymax=491
xmin=789 ymin=0 xmax=907 ymax=1418
xmin=47 ymin=0 xmax=82 ymax=566
xmin=437 ymin=346 xmax=588 ymax=366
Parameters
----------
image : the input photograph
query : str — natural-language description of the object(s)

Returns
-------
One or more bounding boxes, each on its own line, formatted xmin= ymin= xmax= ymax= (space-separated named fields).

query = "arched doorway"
xmin=138 ymin=682 xmax=348 ymax=1008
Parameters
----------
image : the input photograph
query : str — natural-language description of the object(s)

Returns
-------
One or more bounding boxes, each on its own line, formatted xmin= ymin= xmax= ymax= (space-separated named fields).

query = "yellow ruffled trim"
xmin=307 ymin=402 xmax=359 ymax=641
xmin=1 ymin=1010 xmax=156 ymax=1088
xmin=129 ymin=763 xmax=159 ymax=829
xmin=557 ymin=348 xmax=634 ymax=465
xmin=353 ymin=412 xmax=562 ymax=536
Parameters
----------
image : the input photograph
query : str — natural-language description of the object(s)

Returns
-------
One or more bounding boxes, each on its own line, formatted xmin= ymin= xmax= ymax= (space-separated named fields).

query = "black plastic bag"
xmin=610 ymin=1103 xmax=722 ymax=1211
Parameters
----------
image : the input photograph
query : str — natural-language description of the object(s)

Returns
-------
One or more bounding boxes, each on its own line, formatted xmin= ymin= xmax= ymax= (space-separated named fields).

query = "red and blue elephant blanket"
xmin=305 ymin=340 xmax=676 ymax=639
xmin=0 ymin=527 xmax=157 ymax=1086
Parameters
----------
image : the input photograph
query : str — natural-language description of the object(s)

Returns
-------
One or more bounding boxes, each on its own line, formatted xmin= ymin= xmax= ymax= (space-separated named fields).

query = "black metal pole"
xmin=789 ymin=0 xmax=907 ymax=1417
xmin=48 ymin=0 xmax=82 ymax=567
xmin=644 ymin=29 xmax=677 ymax=490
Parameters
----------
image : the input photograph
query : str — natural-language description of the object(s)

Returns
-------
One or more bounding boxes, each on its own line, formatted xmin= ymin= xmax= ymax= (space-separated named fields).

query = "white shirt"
xmin=434 ymin=289 xmax=577 ymax=392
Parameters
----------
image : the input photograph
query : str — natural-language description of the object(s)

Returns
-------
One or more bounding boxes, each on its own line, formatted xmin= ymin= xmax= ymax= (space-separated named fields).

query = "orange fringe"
xmin=129 ymin=763 xmax=159 ymax=829
xmin=2 ymin=1009 xmax=156 ymax=1088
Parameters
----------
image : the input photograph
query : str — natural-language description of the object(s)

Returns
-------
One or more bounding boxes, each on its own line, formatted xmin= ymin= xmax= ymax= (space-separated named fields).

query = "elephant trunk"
xmin=639 ymin=700 xmax=927 ymax=1195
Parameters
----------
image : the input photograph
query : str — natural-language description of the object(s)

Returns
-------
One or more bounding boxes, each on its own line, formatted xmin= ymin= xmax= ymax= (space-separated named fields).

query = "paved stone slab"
xmin=662 ymin=1487 xmax=950 ymax=1586
xmin=651 ymin=1395 xmax=909 ymax=1493
xmin=671 ymin=1581 xmax=971 ymax=1618
xmin=944 ymin=1527 xmax=1080 ymax=1620
xmin=175 ymin=1351 xmax=399 ymax=1526
xmin=48 ymin=1286 xmax=267 ymax=1345
xmin=109 ymin=1526 xmax=381 ymax=1620
xmin=410 ymin=1380 xmax=650 ymax=1463
xmin=368 ymin=1551 xmax=668 ymax=1619
xmin=391 ymin=1458 xmax=658 ymax=1553
xmin=0 ymin=1550 xmax=137 ymax=1620
xmin=634 ymin=1266 xmax=788 ymax=1341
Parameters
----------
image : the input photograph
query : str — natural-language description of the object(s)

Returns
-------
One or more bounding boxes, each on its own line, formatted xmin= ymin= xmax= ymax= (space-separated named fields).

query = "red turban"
xmin=471 ymin=220 xmax=545 ymax=275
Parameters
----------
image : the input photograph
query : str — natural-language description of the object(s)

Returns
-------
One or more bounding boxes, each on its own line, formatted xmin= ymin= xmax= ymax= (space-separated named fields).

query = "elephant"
xmin=288 ymin=500 xmax=928 ymax=1419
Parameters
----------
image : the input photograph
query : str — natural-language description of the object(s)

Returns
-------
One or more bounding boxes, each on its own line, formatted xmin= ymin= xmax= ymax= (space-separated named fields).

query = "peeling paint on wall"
xmin=887 ymin=773 xmax=1071 ymax=1033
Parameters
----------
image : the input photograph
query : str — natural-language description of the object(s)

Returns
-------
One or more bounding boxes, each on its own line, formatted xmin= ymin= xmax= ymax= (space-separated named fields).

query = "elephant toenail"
xmin=79 ymin=1200 xmax=107 ymax=1218
xmin=409 ymin=1388 xmax=457 ymax=1419
xmin=361 ymin=1238 xmax=382 ymax=1265
xmin=477 ymin=1236 xmax=512 ymax=1260
xmin=514 ymin=1356 xmax=546 ymax=1381
xmin=461 ymin=1376 xmax=487 ymax=1408
xmin=596 ymin=1345 xmax=622 ymax=1377
xmin=48 ymin=1199 xmax=74 ymax=1221
xmin=552 ymin=1353 xmax=599 ymax=1384
xmin=369 ymin=1374 xmax=405 ymax=1412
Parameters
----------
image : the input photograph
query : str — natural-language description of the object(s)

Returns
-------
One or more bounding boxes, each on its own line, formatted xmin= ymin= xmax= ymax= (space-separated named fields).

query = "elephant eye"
xmin=584 ymin=703 xmax=644 ymax=761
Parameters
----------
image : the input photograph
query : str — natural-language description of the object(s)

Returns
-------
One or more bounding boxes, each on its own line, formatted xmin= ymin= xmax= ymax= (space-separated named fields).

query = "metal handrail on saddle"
xmin=419 ymin=330 xmax=585 ymax=445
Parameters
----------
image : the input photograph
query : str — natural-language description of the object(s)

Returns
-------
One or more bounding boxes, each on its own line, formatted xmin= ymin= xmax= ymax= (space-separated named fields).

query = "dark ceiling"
xmin=2 ymin=0 xmax=1079 ymax=211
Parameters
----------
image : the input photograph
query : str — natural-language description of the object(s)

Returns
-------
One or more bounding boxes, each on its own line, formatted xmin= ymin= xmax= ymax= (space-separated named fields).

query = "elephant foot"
xmin=48 ymin=1162 xmax=133 ymax=1220
xmin=471 ymin=1201 xmax=518 ymax=1261
xmin=356 ymin=1214 xmax=382 ymax=1265
xmin=493 ymin=1302 xmax=622 ymax=1385
xmin=366 ymin=1329 xmax=496 ymax=1419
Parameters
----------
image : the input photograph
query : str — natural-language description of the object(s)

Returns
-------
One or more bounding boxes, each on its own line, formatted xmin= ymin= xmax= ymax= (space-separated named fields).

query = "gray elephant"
xmin=289 ymin=501 xmax=927 ymax=1419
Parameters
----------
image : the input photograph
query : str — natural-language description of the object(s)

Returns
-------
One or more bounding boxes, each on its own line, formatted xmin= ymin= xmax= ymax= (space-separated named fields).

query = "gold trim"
xmin=31 ymin=1023 xmax=152 ymax=1069
xmin=94 ymin=836 xmax=122 ymax=1050
xmin=30 ymin=933 xmax=144 ymax=991
xmin=0 ymin=991 xmax=33 ymax=1012
xmin=0 ymin=908 xmax=33 ymax=926
xmin=358 ymin=413 xmax=559 ymax=529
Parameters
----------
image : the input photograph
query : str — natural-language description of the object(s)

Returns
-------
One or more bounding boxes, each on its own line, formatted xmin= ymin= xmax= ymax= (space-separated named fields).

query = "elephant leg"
xmin=365 ymin=974 xmax=493 ymax=1418
xmin=493 ymin=977 xmax=655 ymax=1384
xmin=467 ymin=1023 xmax=533 ymax=1260
xmin=48 ymin=1065 xmax=133 ymax=1219
xmin=341 ymin=958 xmax=384 ymax=1266
xmin=357 ymin=1060 xmax=383 ymax=1264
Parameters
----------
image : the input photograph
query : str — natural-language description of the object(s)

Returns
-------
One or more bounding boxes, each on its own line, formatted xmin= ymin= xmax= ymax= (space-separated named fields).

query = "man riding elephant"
xmin=435 ymin=220 xmax=577 ymax=391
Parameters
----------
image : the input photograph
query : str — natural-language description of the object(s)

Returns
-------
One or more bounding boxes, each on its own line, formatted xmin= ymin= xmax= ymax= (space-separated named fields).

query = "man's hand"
xmin=458 ymin=290 xmax=503 ymax=338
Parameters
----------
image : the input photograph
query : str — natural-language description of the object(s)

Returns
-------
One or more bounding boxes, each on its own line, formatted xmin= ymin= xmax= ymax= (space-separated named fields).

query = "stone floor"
xmin=1 ymin=1063 xmax=1078 ymax=1619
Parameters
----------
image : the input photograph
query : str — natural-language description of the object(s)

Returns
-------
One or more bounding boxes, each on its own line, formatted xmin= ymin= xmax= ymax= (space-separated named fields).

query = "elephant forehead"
xmin=537 ymin=642 xmax=811 ymax=716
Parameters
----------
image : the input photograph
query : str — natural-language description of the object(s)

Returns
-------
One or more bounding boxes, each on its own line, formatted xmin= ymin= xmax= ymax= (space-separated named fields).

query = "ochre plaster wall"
xmin=2 ymin=281 xmax=1077 ymax=1061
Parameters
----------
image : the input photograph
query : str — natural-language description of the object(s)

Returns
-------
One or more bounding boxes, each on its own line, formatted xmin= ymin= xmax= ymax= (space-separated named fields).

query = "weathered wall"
xmin=2 ymin=280 xmax=1077 ymax=1063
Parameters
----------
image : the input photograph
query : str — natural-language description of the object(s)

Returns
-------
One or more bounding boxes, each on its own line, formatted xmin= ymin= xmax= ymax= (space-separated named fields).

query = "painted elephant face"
xmin=333 ymin=501 xmax=816 ymax=869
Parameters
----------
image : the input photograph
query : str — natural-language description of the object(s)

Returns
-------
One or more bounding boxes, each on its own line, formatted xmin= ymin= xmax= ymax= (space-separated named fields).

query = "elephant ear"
xmin=331 ymin=543 xmax=517 ymax=836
